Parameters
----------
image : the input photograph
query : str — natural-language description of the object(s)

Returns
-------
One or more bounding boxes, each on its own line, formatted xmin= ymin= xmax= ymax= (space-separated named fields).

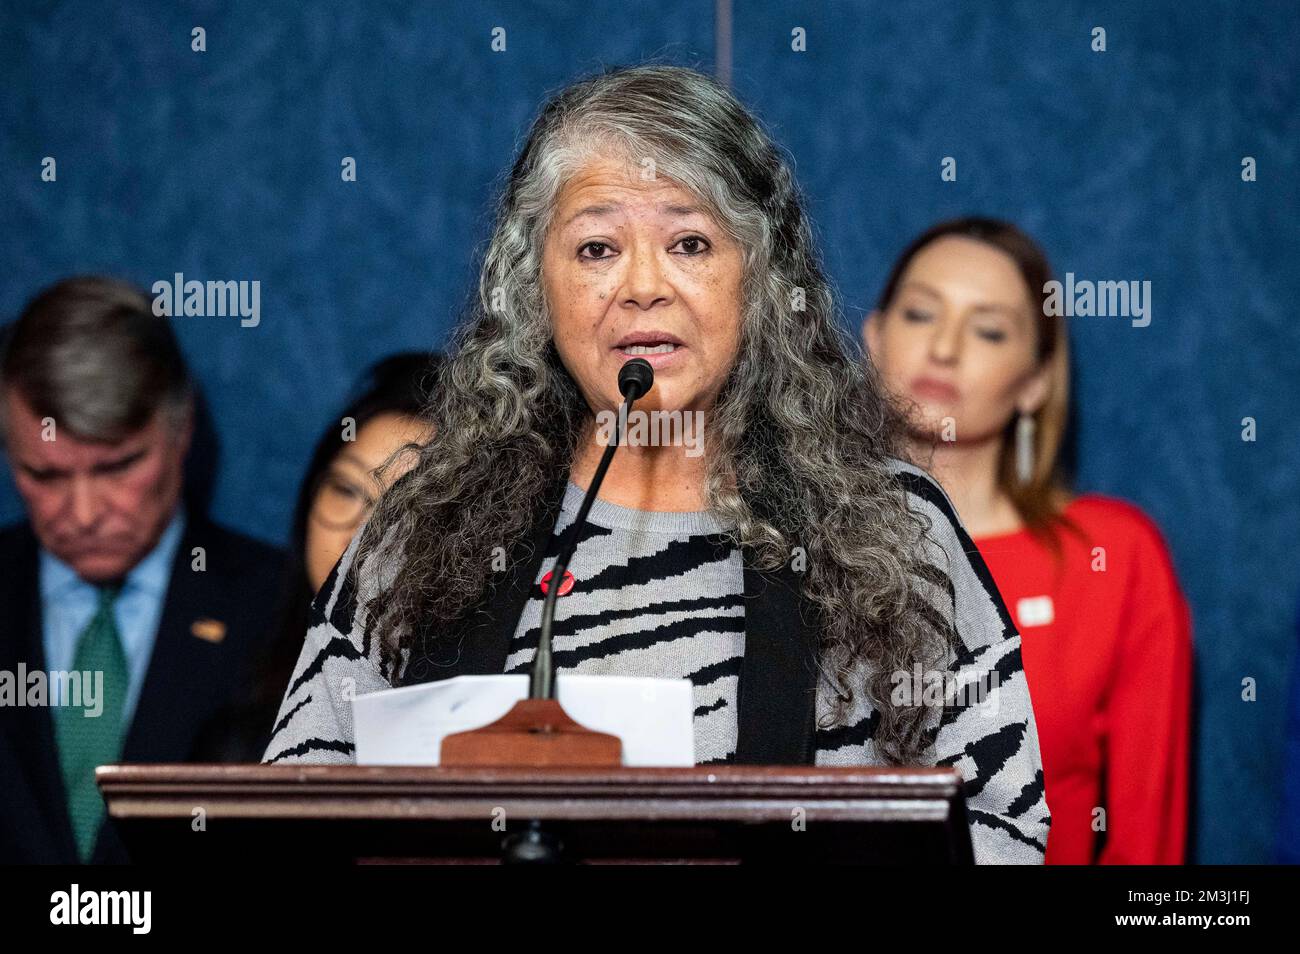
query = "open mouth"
xmin=619 ymin=342 xmax=679 ymax=355
xmin=614 ymin=331 xmax=685 ymax=358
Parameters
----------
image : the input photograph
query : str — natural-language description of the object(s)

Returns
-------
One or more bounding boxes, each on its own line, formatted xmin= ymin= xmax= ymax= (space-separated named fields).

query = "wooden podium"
xmin=98 ymin=763 xmax=974 ymax=864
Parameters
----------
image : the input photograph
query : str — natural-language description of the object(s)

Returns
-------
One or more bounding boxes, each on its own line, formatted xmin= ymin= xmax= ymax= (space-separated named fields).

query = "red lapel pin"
xmin=539 ymin=569 xmax=575 ymax=597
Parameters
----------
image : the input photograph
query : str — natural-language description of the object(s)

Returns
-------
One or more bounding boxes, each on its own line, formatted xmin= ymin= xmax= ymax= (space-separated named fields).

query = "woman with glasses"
xmin=193 ymin=353 xmax=439 ymax=762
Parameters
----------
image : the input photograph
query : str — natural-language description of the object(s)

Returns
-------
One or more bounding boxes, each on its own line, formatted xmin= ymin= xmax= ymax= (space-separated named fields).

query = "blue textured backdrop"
xmin=1 ymin=0 xmax=1296 ymax=863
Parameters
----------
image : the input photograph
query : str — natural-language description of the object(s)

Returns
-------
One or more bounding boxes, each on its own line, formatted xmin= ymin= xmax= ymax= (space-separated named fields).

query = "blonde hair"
xmin=875 ymin=217 xmax=1082 ymax=557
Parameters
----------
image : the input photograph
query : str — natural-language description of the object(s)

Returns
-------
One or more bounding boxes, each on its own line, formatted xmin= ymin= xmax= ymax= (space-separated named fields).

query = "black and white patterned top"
xmin=505 ymin=483 xmax=745 ymax=764
xmin=263 ymin=457 xmax=1052 ymax=863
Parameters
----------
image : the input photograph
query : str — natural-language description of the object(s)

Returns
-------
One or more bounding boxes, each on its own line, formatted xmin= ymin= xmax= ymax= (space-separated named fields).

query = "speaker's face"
xmin=542 ymin=154 xmax=744 ymax=425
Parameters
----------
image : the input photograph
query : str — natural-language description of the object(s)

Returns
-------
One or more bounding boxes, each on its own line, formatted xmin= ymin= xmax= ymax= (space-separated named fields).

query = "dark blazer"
xmin=0 ymin=514 xmax=285 ymax=863
xmin=393 ymin=478 xmax=824 ymax=766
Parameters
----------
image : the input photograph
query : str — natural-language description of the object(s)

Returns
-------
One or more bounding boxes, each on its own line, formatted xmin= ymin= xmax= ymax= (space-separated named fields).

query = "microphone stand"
xmin=531 ymin=376 xmax=648 ymax=698
xmin=440 ymin=359 xmax=654 ymax=780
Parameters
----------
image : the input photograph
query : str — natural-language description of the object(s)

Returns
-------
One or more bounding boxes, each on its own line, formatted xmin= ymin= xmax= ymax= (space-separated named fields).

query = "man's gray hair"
xmin=0 ymin=276 xmax=192 ymax=443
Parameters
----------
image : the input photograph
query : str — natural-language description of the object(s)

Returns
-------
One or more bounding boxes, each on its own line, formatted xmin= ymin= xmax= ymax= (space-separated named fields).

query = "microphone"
xmin=618 ymin=357 xmax=654 ymax=401
xmin=529 ymin=358 xmax=654 ymax=699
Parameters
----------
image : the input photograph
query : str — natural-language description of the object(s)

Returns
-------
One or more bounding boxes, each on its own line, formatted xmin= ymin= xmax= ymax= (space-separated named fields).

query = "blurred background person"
xmin=192 ymin=352 xmax=438 ymax=762
xmin=0 ymin=276 xmax=285 ymax=863
xmin=863 ymin=217 xmax=1192 ymax=864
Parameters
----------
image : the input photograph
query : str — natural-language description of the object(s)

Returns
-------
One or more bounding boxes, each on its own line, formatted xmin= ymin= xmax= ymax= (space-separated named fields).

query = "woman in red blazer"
xmin=863 ymin=217 xmax=1192 ymax=864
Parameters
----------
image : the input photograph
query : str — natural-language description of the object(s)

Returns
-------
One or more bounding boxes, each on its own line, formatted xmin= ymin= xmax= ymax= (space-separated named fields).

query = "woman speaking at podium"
xmin=263 ymin=64 xmax=1051 ymax=863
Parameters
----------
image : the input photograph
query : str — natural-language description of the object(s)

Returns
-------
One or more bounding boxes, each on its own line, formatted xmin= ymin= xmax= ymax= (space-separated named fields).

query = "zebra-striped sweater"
xmin=506 ymin=483 xmax=745 ymax=764
xmin=263 ymin=457 xmax=1051 ymax=863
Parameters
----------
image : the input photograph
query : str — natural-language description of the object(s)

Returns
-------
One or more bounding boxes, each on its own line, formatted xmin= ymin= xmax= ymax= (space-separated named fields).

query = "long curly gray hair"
xmin=356 ymin=64 xmax=954 ymax=764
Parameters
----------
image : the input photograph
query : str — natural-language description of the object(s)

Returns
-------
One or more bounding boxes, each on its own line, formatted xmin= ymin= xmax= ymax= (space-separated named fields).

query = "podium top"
xmin=99 ymin=763 xmax=961 ymax=818
xmin=97 ymin=764 xmax=973 ymax=863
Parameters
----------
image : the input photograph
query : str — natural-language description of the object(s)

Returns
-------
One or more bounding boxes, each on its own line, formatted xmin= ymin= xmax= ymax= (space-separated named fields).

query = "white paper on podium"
xmin=352 ymin=673 xmax=695 ymax=766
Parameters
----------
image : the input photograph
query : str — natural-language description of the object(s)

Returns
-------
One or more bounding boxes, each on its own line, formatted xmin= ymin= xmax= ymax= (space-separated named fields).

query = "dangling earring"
xmin=1015 ymin=413 xmax=1036 ymax=484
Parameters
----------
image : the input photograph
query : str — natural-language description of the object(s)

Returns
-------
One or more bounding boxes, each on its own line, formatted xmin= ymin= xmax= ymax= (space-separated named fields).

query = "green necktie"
xmin=54 ymin=583 xmax=129 ymax=862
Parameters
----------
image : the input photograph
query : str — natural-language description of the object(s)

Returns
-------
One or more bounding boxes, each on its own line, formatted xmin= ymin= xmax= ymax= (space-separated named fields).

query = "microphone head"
xmin=618 ymin=358 xmax=655 ymax=399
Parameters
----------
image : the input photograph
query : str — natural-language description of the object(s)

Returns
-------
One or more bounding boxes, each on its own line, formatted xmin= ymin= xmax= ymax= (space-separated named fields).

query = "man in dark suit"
xmin=0 ymin=276 xmax=285 ymax=863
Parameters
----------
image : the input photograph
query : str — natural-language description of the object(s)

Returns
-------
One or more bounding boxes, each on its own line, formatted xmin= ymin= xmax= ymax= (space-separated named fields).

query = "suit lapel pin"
xmin=190 ymin=618 xmax=227 ymax=643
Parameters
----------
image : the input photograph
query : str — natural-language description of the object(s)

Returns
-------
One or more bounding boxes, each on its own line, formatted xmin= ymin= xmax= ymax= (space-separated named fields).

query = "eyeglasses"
xmin=309 ymin=470 xmax=377 ymax=532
